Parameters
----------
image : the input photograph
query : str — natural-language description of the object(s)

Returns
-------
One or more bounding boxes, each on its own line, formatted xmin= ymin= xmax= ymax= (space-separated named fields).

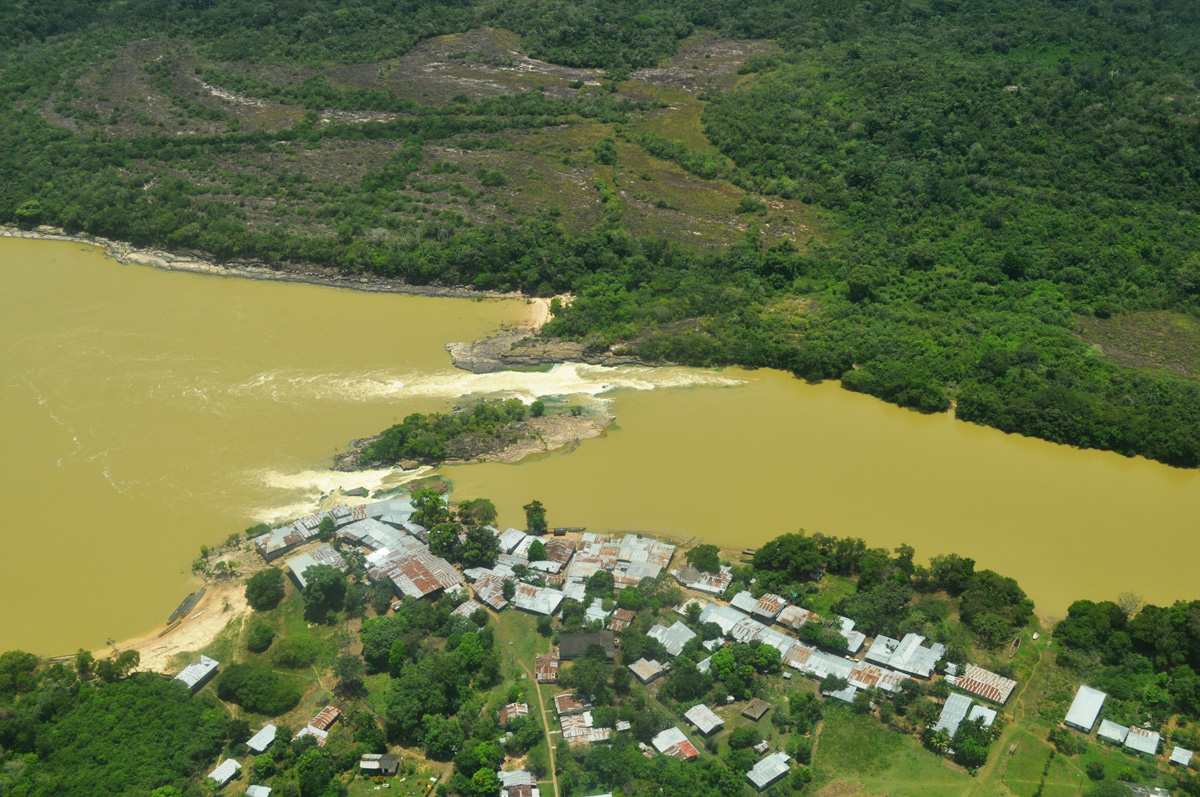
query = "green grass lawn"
xmin=811 ymin=704 xmax=971 ymax=796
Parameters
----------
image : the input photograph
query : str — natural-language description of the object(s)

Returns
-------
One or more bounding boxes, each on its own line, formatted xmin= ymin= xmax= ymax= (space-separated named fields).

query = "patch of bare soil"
xmin=1076 ymin=310 xmax=1200 ymax=380
xmin=632 ymin=34 xmax=777 ymax=94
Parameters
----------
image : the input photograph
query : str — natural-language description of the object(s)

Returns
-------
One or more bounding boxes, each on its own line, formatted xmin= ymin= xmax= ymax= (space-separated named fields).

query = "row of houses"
xmin=1065 ymin=684 xmax=1193 ymax=765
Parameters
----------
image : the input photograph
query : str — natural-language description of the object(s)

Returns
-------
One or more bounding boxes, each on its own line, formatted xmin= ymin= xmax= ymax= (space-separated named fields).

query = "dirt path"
xmin=519 ymin=659 xmax=561 ymax=797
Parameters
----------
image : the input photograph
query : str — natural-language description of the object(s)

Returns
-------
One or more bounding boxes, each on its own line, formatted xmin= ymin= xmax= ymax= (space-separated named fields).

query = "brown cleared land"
xmin=1076 ymin=310 xmax=1200 ymax=380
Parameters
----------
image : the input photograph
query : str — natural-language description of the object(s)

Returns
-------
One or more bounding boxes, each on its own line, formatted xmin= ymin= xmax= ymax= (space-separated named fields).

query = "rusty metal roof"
xmin=535 ymin=654 xmax=559 ymax=682
xmin=947 ymin=664 xmax=1017 ymax=705
xmin=309 ymin=705 xmax=341 ymax=731
xmin=554 ymin=693 xmax=588 ymax=716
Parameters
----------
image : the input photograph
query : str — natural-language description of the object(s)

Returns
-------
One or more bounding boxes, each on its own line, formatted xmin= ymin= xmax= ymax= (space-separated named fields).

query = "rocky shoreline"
xmin=334 ymin=413 xmax=615 ymax=470
xmin=0 ymin=224 xmax=527 ymax=301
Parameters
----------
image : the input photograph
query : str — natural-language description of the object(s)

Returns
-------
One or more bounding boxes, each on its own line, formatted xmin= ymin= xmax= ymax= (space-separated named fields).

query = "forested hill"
xmin=3 ymin=0 xmax=1200 ymax=465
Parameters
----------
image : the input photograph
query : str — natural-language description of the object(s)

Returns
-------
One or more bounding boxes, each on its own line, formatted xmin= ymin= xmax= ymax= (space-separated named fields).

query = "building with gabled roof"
xmin=946 ymin=664 xmax=1017 ymax=705
xmin=535 ymin=654 xmax=558 ymax=682
xmin=616 ymin=534 xmax=675 ymax=568
xmin=609 ymin=608 xmax=636 ymax=632
xmin=775 ymin=604 xmax=817 ymax=630
xmin=246 ymin=786 xmax=272 ymax=797
xmin=246 ymin=724 xmax=277 ymax=754
xmin=747 ymin=752 xmax=790 ymax=791
xmin=1124 ymin=726 xmax=1160 ymax=756
xmin=684 ymin=704 xmax=724 ymax=736
xmin=499 ymin=703 xmax=530 ymax=725
xmin=286 ymin=544 xmax=350 ymax=589
xmin=753 ymin=627 xmax=798 ymax=657
xmin=968 ymin=704 xmax=997 ymax=728
xmin=1064 ymin=685 xmax=1106 ymax=732
xmin=649 ymin=621 xmax=697 ymax=657
xmin=360 ymin=754 xmax=401 ymax=776
xmin=730 ymin=591 xmax=787 ymax=621
xmin=453 ymin=599 xmax=486 ymax=618
xmin=629 ymin=658 xmax=665 ymax=684
xmin=933 ymin=693 xmax=973 ymax=737
xmin=207 ymin=759 xmax=241 ymax=788
xmin=497 ymin=770 xmax=537 ymax=789
xmin=865 ymin=633 xmax=944 ymax=678
xmin=554 ymin=693 xmax=589 ymax=716
xmin=698 ymin=603 xmax=750 ymax=636
xmin=174 ymin=655 xmax=219 ymax=692
xmin=512 ymin=583 xmax=564 ymax=616
xmin=848 ymin=662 xmax=904 ymax=694
xmin=650 ymin=727 xmax=699 ymax=761
xmin=560 ymin=711 xmax=613 ymax=746
xmin=1171 ymin=746 xmax=1194 ymax=767
xmin=673 ymin=565 xmax=733 ymax=595
xmin=1098 ymin=719 xmax=1129 ymax=745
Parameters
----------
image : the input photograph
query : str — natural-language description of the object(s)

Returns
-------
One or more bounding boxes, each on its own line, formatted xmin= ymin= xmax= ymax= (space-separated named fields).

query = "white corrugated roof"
xmin=648 ymin=621 xmax=697 ymax=657
xmin=747 ymin=752 xmax=790 ymax=790
xmin=208 ymin=759 xmax=241 ymax=785
xmin=497 ymin=770 xmax=536 ymax=787
xmin=933 ymin=693 xmax=973 ymax=737
xmin=1171 ymin=746 xmax=1193 ymax=766
xmin=1124 ymin=726 xmax=1160 ymax=756
xmin=246 ymin=787 xmax=272 ymax=797
xmin=967 ymin=704 xmax=997 ymax=727
xmin=174 ymin=655 xmax=219 ymax=690
xmin=651 ymin=727 xmax=689 ymax=753
xmin=1065 ymin=685 xmax=1106 ymax=732
xmin=246 ymin=724 xmax=277 ymax=753
xmin=684 ymin=704 xmax=724 ymax=735
xmin=1098 ymin=719 xmax=1129 ymax=744
xmin=698 ymin=603 xmax=750 ymax=635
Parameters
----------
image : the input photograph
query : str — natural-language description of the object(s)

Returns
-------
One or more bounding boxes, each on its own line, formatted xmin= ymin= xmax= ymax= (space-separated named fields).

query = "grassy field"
xmin=1077 ymin=310 xmax=1200 ymax=381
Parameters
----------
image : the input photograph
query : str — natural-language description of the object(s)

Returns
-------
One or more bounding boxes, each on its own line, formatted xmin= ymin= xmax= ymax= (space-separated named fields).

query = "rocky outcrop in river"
xmin=447 ymin=329 xmax=643 ymax=373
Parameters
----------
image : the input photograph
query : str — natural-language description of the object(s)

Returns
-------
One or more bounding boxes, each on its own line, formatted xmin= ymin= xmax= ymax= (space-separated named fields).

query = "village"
xmin=169 ymin=493 xmax=1191 ymax=796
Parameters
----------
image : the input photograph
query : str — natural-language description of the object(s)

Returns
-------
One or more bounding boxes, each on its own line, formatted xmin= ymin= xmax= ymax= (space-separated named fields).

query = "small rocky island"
xmin=336 ymin=399 xmax=613 ymax=470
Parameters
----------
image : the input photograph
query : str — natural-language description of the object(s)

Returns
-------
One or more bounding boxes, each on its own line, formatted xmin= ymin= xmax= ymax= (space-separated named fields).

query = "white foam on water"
xmin=231 ymin=362 xmax=745 ymax=406
xmin=248 ymin=464 xmax=433 ymax=523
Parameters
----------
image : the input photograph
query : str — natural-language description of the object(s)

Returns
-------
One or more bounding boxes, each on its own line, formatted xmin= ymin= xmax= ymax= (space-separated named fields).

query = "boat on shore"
xmin=167 ymin=586 xmax=206 ymax=623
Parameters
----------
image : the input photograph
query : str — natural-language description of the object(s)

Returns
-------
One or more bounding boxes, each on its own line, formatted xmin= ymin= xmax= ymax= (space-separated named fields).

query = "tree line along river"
xmin=3 ymin=236 xmax=1199 ymax=654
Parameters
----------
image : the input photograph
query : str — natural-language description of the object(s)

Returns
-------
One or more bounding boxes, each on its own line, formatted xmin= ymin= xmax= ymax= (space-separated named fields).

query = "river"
xmin=3 ymin=236 xmax=1200 ymax=654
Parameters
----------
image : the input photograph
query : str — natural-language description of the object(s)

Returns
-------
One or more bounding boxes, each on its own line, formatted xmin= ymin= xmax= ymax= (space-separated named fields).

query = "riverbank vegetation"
xmin=2 ymin=0 xmax=1200 ymax=463
xmin=2 ymin=0 xmax=1200 ymax=466
xmin=359 ymin=399 xmax=530 ymax=466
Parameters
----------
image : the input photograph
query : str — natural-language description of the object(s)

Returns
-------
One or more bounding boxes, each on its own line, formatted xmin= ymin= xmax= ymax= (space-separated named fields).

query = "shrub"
xmin=246 ymin=622 xmax=275 ymax=653
xmin=218 ymin=663 xmax=303 ymax=716
xmin=245 ymin=568 xmax=286 ymax=611
xmin=272 ymin=634 xmax=321 ymax=669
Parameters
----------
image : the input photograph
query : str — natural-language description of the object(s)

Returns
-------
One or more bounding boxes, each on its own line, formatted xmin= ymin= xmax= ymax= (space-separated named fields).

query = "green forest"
xmin=3 ymin=0 xmax=1200 ymax=465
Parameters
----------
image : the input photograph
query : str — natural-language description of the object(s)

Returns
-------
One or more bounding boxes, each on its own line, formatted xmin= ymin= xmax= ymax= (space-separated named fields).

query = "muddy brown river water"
xmin=4 ymin=236 xmax=1199 ymax=653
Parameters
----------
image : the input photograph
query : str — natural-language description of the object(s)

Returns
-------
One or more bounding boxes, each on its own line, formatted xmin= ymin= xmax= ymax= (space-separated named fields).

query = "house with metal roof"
xmin=560 ymin=632 xmax=615 ymax=660
xmin=864 ymin=633 xmax=944 ymax=678
xmin=782 ymin=644 xmax=854 ymax=681
xmin=776 ymin=604 xmax=817 ymax=630
xmin=650 ymin=727 xmax=699 ymax=761
xmin=613 ymin=561 xmax=663 ymax=589
xmin=837 ymin=617 xmax=866 ymax=654
xmin=946 ymin=664 xmax=1017 ymax=705
xmin=673 ymin=564 xmax=734 ymax=595
xmin=731 ymin=616 xmax=768 ymax=645
xmin=174 ymin=655 xmax=219 ymax=692
xmin=629 ymin=658 xmax=665 ymax=684
xmin=1124 ymin=727 xmax=1160 ymax=756
xmin=498 ymin=771 xmax=537 ymax=789
xmin=474 ymin=576 xmax=510 ymax=612
xmin=286 ymin=544 xmax=350 ymax=589
xmin=497 ymin=528 xmax=528 ymax=555
xmin=747 ymin=752 xmax=791 ymax=791
xmin=245 ymin=786 xmax=272 ymax=797
xmin=696 ymin=656 xmax=712 ymax=674
xmin=1097 ymin=719 xmax=1128 ymax=744
xmin=253 ymin=524 xmax=308 ymax=562
xmin=360 ymin=754 xmax=401 ymax=775
xmin=1170 ymin=746 xmax=1193 ymax=767
xmin=822 ymin=683 xmax=858 ymax=704
xmin=453 ymin=599 xmax=486 ymax=618
xmin=584 ymin=604 xmax=610 ymax=627
xmin=848 ymin=662 xmax=904 ymax=694
xmin=560 ymin=711 xmax=613 ymax=746
xmin=535 ymin=654 xmax=559 ymax=682
xmin=933 ymin=693 xmax=974 ymax=737
xmin=554 ymin=693 xmax=589 ymax=716
xmin=753 ymin=627 xmax=799 ymax=657
xmin=730 ymin=591 xmax=786 ymax=621
xmin=374 ymin=549 xmax=463 ymax=600
xmin=207 ymin=759 xmax=241 ymax=788
xmin=1064 ymin=685 xmax=1107 ymax=732
xmin=512 ymin=583 xmax=564 ymax=616
xmin=649 ymin=621 xmax=698 ymax=657
xmin=294 ymin=724 xmax=329 ymax=746
xmin=609 ymin=608 xmax=636 ymax=632
xmin=699 ymin=603 xmax=751 ymax=636
xmin=968 ymin=705 xmax=997 ymax=728
xmin=616 ymin=534 xmax=676 ymax=568
xmin=499 ymin=703 xmax=530 ymax=725
xmin=246 ymin=724 xmax=277 ymax=754
xmin=684 ymin=704 xmax=724 ymax=736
